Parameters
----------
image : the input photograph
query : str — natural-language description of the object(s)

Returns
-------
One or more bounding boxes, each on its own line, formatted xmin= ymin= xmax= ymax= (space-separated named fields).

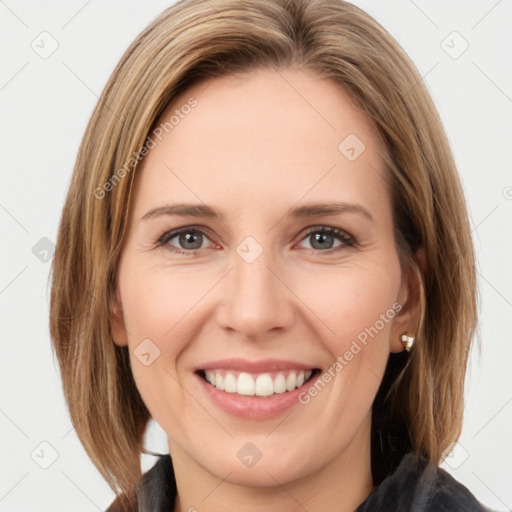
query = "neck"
xmin=170 ymin=414 xmax=375 ymax=512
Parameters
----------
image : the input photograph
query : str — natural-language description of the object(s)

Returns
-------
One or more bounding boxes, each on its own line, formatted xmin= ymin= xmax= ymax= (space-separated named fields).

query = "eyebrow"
xmin=141 ymin=201 xmax=374 ymax=223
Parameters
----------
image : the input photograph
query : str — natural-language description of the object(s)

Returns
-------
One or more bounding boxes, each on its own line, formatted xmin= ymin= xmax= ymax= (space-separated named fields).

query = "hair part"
xmin=49 ymin=0 xmax=477 ymax=503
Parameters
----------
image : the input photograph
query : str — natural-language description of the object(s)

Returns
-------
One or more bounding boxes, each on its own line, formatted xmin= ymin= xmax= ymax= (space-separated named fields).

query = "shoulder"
xmin=356 ymin=452 xmax=491 ymax=512
xmin=105 ymin=454 xmax=175 ymax=512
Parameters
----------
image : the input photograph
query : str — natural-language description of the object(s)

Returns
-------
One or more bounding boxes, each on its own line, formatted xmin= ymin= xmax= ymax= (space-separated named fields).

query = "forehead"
xmin=132 ymin=67 xmax=389 ymax=219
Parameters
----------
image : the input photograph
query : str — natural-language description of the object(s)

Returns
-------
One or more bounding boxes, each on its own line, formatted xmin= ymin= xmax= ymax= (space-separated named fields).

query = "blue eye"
xmin=298 ymin=226 xmax=356 ymax=253
xmin=158 ymin=227 xmax=212 ymax=254
xmin=157 ymin=225 xmax=356 ymax=256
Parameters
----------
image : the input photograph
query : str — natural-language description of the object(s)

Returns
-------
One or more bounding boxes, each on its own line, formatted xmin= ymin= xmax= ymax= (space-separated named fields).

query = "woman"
xmin=49 ymin=0 xmax=488 ymax=510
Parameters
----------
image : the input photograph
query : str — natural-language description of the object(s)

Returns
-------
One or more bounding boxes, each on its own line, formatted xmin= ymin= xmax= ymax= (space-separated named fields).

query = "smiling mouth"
xmin=196 ymin=368 xmax=321 ymax=397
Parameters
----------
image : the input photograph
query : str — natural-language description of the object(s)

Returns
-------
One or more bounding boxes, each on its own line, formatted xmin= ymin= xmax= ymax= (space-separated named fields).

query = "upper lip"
xmin=196 ymin=358 xmax=317 ymax=373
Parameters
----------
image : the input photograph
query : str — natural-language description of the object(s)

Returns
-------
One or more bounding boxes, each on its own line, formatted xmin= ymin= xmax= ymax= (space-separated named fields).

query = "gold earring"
xmin=400 ymin=334 xmax=414 ymax=352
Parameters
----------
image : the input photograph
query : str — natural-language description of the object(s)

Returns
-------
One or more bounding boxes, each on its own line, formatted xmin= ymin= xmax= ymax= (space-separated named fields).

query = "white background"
xmin=1 ymin=0 xmax=511 ymax=510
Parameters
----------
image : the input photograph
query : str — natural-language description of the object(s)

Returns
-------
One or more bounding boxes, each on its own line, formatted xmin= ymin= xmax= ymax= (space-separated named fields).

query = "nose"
xmin=216 ymin=246 xmax=296 ymax=341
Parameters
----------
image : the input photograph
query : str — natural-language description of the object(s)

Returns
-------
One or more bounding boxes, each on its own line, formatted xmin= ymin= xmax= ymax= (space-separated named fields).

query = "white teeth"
xmin=273 ymin=373 xmax=287 ymax=393
xmin=237 ymin=372 xmax=255 ymax=395
xmin=255 ymin=374 xmax=274 ymax=396
xmin=204 ymin=369 xmax=315 ymax=396
xmin=286 ymin=372 xmax=296 ymax=391
xmin=224 ymin=373 xmax=237 ymax=393
xmin=205 ymin=370 xmax=216 ymax=386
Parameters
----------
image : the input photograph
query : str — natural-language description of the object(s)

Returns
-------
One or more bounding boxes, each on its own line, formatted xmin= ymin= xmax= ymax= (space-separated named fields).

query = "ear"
xmin=111 ymin=287 xmax=129 ymax=347
xmin=389 ymin=247 xmax=426 ymax=353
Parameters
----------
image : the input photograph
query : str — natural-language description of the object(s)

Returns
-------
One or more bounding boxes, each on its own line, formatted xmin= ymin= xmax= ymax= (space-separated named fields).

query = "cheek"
xmin=293 ymin=259 xmax=402 ymax=353
xmin=120 ymin=262 xmax=205 ymax=348
xmin=289 ymin=259 xmax=402 ymax=419
xmin=118 ymin=264 xmax=203 ymax=417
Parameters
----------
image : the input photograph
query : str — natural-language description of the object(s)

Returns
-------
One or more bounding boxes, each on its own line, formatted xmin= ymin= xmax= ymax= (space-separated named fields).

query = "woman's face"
xmin=112 ymin=67 xmax=418 ymax=488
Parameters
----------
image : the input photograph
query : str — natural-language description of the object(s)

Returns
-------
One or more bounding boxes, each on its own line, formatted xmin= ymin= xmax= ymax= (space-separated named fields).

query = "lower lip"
xmin=195 ymin=372 xmax=318 ymax=420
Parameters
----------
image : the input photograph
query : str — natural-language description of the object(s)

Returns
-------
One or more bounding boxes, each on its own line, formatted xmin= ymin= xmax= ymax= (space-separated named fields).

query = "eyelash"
xmin=156 ymin=225 xmax=357 ymax=256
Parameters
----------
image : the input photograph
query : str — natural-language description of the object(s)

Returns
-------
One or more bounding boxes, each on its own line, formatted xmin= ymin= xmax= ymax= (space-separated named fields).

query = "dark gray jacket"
xmin=106 ymin=451 xmax=490 ymax=511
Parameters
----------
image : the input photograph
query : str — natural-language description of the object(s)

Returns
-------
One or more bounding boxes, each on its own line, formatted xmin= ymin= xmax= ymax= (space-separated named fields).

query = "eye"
xmin=296 ymin=226 xmax=356 ymax=253
xmin=156 ymin=225 xmax=357 ymax=256
xmin=157 ymin=227 xmax=215 ymax=255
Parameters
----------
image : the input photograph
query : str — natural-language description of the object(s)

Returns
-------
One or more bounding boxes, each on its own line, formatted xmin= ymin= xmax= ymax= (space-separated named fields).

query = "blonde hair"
xmin=49 ymin=0 xmax=477 ymax=504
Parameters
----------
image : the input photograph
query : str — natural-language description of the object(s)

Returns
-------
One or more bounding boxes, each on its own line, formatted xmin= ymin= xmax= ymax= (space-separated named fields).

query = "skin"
xmin=111 ymin=67 xmax=422 ymax=512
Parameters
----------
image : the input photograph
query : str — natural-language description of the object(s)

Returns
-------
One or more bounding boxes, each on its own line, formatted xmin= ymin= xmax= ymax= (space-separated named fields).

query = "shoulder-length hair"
xmin=49 ymin=0 xmax=477 ymax=505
